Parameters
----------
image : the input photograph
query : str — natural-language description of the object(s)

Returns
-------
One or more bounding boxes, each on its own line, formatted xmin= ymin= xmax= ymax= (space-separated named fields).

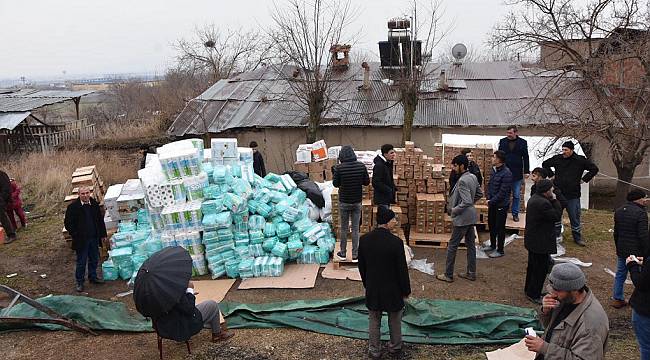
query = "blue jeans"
xmin=612 ymin=256 xmax=628 ymax=301
xmin=564 ymin=198 xmax=582 ymax=243
xmin=511 ymin=179 xmax=522 ymax=216
xmin=339 ymin=202 xmax=362 ymax=258
xmin=633 ymin=309 xmax=650 ymax=360
xmin=75 ymin=237 xmax=100 ymax=285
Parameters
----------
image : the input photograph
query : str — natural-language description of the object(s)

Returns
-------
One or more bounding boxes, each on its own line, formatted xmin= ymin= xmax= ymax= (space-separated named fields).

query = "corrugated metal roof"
xmin=169 ymin=61 xmax=574 ymax=136
xmin=0 ymin=89 xmax=94 ymax=112
xmin=0 ymin=111 xmax=31 ymax=130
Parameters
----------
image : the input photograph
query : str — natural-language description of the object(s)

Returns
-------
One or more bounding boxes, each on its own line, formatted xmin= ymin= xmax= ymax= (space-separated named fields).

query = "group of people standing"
xmin=0 ymin=169 xmax=26 ymax=244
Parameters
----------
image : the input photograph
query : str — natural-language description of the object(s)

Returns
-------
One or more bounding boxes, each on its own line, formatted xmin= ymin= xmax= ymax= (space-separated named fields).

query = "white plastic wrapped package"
xmin=160 ymin=232 xmax=177 ymax=248
xmin=183 ymin=172 xmax=209 ymax=201
xmin=317 ymin=181 xmax=334 ymax=223
xmin=191 ymin=254 xmax=208 ymax=276
xmin=211 ymin=138 xmax=238 ymax=159
xmin=307 ymin=199 xmax=320 ymax=221
xmin=238 ymin=147 xmax=254 ymax=162
xmin=213 ymin=165 xmax=234 ymax=185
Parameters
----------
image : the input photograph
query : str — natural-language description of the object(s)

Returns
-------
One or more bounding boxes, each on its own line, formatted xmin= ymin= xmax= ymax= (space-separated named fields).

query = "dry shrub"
xmin=96 ymin=115 xmax=169 ymax=141
xmin=1 ymin=149 xmax=140 ymax=213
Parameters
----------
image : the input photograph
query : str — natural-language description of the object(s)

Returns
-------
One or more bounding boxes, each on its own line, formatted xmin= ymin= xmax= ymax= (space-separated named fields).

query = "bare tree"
xmin=492 ymin=0 xmax=650 ymax=206
xmin=174 ymin=24 xmax=272 ymax=81
xmin=268 ymin=0 xmax=358 ymax=143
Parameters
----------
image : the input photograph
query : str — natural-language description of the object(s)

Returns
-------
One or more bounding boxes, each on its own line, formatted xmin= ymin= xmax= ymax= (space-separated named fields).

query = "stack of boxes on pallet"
xmin=294 ymin=158 xmax=337 ymax=182
xmin=414 ymin=194 xmax=446 ymax=234
xmin=294 ymin=140 xmax=337 ymax=182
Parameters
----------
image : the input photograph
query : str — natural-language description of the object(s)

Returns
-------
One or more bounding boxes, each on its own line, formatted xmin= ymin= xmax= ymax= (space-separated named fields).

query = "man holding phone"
xmin=524 ymin=263 xmax=609 ymax=359
xmin=627 ymin=254 xmax=649 ymax=359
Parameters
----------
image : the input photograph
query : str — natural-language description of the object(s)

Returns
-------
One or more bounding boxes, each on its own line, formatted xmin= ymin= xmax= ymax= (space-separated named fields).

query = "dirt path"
xmin=0 ymin=210 xmax=639 ymax=359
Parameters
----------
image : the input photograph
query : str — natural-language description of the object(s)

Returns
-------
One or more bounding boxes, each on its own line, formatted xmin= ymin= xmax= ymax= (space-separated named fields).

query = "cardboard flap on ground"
xmin=485 ymin=339 xmax=535 ymax=360
xmin=192 ymin=279 xmax=236 ymax=324
xmin=238 ymin=264 xmax=320 ymax=289
xmin=321 ymin=262 xmax=361 ymax=281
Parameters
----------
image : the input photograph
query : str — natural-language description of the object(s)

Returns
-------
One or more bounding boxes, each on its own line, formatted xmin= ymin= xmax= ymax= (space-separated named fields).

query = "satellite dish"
xmin=452 ymin=43 xmax=468 ymax=62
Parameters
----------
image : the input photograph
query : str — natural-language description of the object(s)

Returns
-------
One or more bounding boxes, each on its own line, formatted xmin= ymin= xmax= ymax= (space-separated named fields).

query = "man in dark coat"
xmin=332 ymin=145 xmax=370 ymax=261
xmin=448 ymin=148 xmax=483 ymax=193
xmin=155 ymin=280 xmax=234 ymax=343
xmin=0 ymin=169 xmax=17 ymax=243
xmin=64 ymin=186 xmax=108 ymax=292
xmin=358 ymin=207 xmax=411 ymax=359
xmin=498 ymin=125 xmax=530 ymax=222
xmin=524 ymin=179 xmax=562 ymax=304
xmin=627 ymin=251 xmax=650 ymax=359
xmin=531 ymin=167 xmax=567 ymax=244
xmin=250 ymin=141 xmax=266 ymax=177
xmin=542 ymin=141 xmax=599 ymax=246
xmin=611 ymin=189 xmax=648 ymax=309
xmin=372 ymin=144 xmax=397 ymax=209
xmin=482 ymin=150 xmax=512 ymax=258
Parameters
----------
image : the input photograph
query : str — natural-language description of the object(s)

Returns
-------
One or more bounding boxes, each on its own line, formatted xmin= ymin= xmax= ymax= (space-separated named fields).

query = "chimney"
xmin=330 ymin=44 xmax=351 ymax=69
xmin=438 ymin=69 xmax=448 ymax=90
xmin=361 ymin=62 xmax=370 ymax=90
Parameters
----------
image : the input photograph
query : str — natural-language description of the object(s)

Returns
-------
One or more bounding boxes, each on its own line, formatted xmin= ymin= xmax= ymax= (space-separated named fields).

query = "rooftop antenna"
xmin=452 ymin=43 xmax=467 ymax=65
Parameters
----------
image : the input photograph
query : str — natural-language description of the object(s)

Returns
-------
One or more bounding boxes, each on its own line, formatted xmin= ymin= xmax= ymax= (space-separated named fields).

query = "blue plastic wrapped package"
xmin=202 ymin=230 xmax=219 ymax=244
xmin=274 ymin=200 xmax=290 ymax=215
xmin=248 ymin=244 xmax=264 ymax=257
xmin=255 ymin=202 xmax=272 ymax=218
xmin=271 ymin=242 xmax=289 ymax=259
xmin=206 ymin=252 xmax=225 ymax=266
xmin=216 ymin=228 xmax=234 ymax=242
xmin=225 ymin=259 xmax=240 ymax=278
xmin=209 ymin=264 xmax=226 ymax=279
xmin=316 ymin=247 xmax=330 ymax=264
xmin=287 ymin=240 xmax=304 ymax=260
xmin=132 ymin=254 xmax=148 ymax=270
xmin=268 ymin=256 xmax=284 ymax=276
xmin=109 ymin=247 xmax=133 ymax=268
xmin=214 ymin=211 xmax=233 ymax=229
xmin=262 ymin=237 xmax=278 ymax=252
xmin=101 ymin=259 xmax=119 ymax=281
xmin=137 ymin=209 xmax=150 ymax=224
xmin=271 ymin=216 xmax=284 ymax=224
xmin=234 ymin=246 xmax=250 ymax=258
xmin=248 ymin=215 xmax=266 ymax=230
xmin=252 ymin=256 xmax=266 ymax=277
xmin=191 ymin=255 xmax=208 ymax=276
xmin=319 ymin=222 xmax=332 ymax=234
xmin=213 ymin=165 xmax=233 ymax=185
xmin=201 ymin=213 xmax=218 ymax=231
xmin=276 ymin=222 xmax=291 ymax=238
xmin=254 ymin=188 xmax=272 ymax=204
xmin=203 ymin=184 xmax=221 ymax=200
xmin=231 ymin=163 xmax=242 ymax=178
xmin=270 ymin=190 xmax=287 ymax=204
xmin=203 ymin=162 xmax=214 ymax=183
xmin=238 ymin=258 xmax=255 ymax=278
xmin=232 ymin=209 xmax=249 ymax=228
xmin=144 ymin=239 xmax=163 ymax=256
xmin=293 ymin=218 xmax=314 ymax=233
xmin=232 ymin=178 xmax=253 ymax=199
xmin=201 ymin=198 xmax=224 ymax=215
xmin=118 ymin=222 xmax=137 ymax=233
xmin=232 ymin=219 xmax=249 ymax=233
xmin=119 ymin=264 xmax=134 ymax=280
xmin=249 ymin=230 xmax=264 ymax=245
xmin=280 ymin=174 xmax=297 ymax=193
xmin=288 ymin=232 xmax=302 ymax=244
xmin=132 ymin=241 xmax=148 ymax=256
xmin=317 ymin=236 xmax=336 ymax=252
xmin=263 ymin=222 xmax=276 ymax=237
xmin=247 ymin=199 xmax=259 ymax=214
xmin=221 ymin=249 xmax=237 ymax=263
xmin=224 ymin=193 xmax=247 ymax=213
xmin=303 ymin=223 xmax=325 ymax=244
xmin=282 ymin=206 xmax=301 ymax=223
xmin=297 ymin=245 xmax=318 ymax=264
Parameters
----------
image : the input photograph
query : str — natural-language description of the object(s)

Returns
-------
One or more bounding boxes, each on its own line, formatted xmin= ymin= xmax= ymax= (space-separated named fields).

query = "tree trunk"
xmin=401 ymin=87 xmax=417 ymax=145
xmin=306 ymin=113 xmax=319 ymax=143
xmin=613 ymin=165 xmax=635 ymax=209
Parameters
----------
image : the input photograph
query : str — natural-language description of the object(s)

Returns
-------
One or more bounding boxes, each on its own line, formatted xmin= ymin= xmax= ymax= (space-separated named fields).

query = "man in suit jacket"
xmin=372 ymin=144 xmax=397 ymax=209
xmin=358 ymin=207 xmax=411 ymax=360
xmin=524 ymin=179 xmax=562 ymax=304
xmin=438 ymin=155 xmax=483 ymax=283
xmin=64 ymin=186 xmax=108 ymax=292
xmin=155 ymin=280 xmax=234 ymax=343
xmin=498 ymin=125 xmax=530 ymax=222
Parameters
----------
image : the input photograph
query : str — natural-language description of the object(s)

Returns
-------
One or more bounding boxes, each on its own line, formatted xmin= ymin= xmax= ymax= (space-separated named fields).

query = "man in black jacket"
xmin=64 ymin=186 xmax=108 ymax=292
xmin=531 ymin=167 xmax=568 ymax=244
xmin=627 ymin=253 xmax=650 ymax=359
xmin=542 ymin=141 xmax=599 ymax=246
xmin=448 ymin=148 xmax=483 ymax=193
xmin=358 ymin=207 xmax=411 ymax=360
xmin=498 ymin=125 xmax=530 ymax=222
xmin=611 ymin=189 xmax=648 ymax=309
xmin=0 ymin=169 xmax=16 ymax=243
xmin=482 ymin=150 xmax=512 ymax=258
xmin=372 ymin=144 xmax=397 ymax=209
xmin=155 ymin=280 xmax=234 ymax=343
xmin=332 ymin=145 xmax=370 ymax=261
xmin=250 ymin=141 xmax=266 ymax=177
xmin=524 ymin=180 xmax=562 ymax=304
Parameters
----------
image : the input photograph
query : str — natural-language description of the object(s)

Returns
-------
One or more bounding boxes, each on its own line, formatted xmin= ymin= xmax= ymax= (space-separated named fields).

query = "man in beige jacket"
xmin=525 ymin=263 xmax=609 ymax=360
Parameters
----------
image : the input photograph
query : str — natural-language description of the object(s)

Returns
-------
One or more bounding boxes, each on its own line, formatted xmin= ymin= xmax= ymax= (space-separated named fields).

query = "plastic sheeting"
xmin=221 ymin=297 xmax=541 ymax=345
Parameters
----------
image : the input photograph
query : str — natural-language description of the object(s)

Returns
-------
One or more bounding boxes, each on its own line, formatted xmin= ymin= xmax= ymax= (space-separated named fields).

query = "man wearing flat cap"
xmin=525 ymin=263 xmax=609 ymax=360
xmin=542 ymin=141 xmax=599 ymax=247
xmin=524 ymin=179 xmax=562 ymax=304
xmin=358 ymin=207 xmax=411 ymax=360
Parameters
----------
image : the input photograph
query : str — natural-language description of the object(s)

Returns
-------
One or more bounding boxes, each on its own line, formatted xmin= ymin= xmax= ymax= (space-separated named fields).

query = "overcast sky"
xmin=0 ymin=0 xmax=510 ymax=80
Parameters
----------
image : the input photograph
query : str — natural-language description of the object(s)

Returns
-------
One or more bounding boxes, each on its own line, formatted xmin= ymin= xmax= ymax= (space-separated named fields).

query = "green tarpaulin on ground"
xmin=0 ymin=295 xmax=153 ymax=332
xmin=0 ymin=295 xmax=540 ymax=345
xmin=221 ymin=297 xmax=541 ymax=345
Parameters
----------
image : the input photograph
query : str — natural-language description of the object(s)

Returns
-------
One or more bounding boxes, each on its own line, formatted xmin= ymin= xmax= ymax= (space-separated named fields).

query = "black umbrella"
xmin=133 ymin=246 xmax=192 ymax=318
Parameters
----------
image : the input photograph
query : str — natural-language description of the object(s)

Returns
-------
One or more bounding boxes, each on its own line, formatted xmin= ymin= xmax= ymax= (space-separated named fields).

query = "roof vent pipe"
xmin=362 ymin=62 xmax=370 ymax=90
xmin=438 ymin=69 xmax=448 ymax=90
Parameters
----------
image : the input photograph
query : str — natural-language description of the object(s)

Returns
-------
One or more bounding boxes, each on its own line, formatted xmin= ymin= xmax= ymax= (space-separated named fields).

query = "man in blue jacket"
xmin=482 ymin=150 xmax=513 ymax=258
xmin=498 ymin=125 xmax=530 ymax=222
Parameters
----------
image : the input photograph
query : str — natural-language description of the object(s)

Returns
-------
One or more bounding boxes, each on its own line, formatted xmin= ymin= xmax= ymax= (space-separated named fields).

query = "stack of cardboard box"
xmin=64 ymin=165 xmax=106 ymax=206
xmin=294 ymin=158 xmax=337 ymax=182
xmin=414 ymin=194 xmax=446 ymax=234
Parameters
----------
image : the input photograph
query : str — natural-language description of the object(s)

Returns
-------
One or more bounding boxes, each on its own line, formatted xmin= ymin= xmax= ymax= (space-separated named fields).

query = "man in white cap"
xmin=525 ymin=263 xmax=609 ymax=360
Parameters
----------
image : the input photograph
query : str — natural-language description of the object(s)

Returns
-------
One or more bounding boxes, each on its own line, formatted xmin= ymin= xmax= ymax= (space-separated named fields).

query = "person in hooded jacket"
xmin=332 ymin=145 xmax=370 ymax=261
xmin=372 ymin=144 xmax=397 ymax=209
xmin=0 ymin=169 xmax=16 ymax=243
xmin=250 ymin=141 xmax=267 ymax=177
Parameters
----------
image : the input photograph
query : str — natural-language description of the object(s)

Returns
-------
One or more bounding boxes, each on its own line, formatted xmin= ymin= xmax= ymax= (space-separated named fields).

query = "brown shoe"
xmin=458 ymin=272 xmax=476 ymax=281
xmin=436 ymin=274 xmax=453 ymax=283
xmin=211 ymin=330 xmax=234 ymax=342
xmin=610 ymin=299 xmax=628 ymax=309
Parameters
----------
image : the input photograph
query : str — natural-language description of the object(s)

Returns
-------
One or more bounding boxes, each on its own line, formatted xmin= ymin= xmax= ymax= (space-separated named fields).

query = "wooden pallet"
xmin=408 ymin=230 xmax=474 ymax=249
xmin=332 ymin=241 xmax=357 ymax=269
xmin=505 ymin=212 xmax=526 ymax=235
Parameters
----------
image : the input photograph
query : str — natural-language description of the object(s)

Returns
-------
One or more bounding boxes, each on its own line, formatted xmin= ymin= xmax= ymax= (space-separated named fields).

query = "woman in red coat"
xmin=7 ymin=178 xmax=26 ymax=229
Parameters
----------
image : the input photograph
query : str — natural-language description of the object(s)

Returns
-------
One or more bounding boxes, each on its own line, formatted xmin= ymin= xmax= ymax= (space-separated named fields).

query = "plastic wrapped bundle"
xmin=248 ymin=244 xmax=264 ymax=257
xmin=319 ymin=222 xmax=332 ymax=233
xmin=238 ymin=147 xmax=254 ymax=162
xmin=317 ymin=236 xmax=336 ymax=252
xmin=166 ymin=180 xmax=187 ymax=203
xmin=276 ymin=222 xmax=291 ymax=238
xmin=191 ymin=255 xmax=208 ymax=276
xmin=132 ymin=254 xmax=148 ymax=270
xmin=293 ymin=218 xmax=314 ymax=233
xmin=225 ymin=259 xmax=240 ymax=278
xmin=183 ymin=172 xmax=209 ymax=201
xmin=119 ymin=222 xmax=137 ymax=233
xmin=132 ymin=241 xmax=148 ymax=256
xmin=160 ymin=232 xmax=177 ymax=248
xmin=254 ymin=188 xmax=272 ymax=204
xmin=280 ymin=174 xmax=297 ymax=193
xmin=316 ymin=247 xmax=330 ymax=264
xmin=288 ymin=232 xmax=302 ymax=244
xmin=209 ymin=264 xmax=226 ymax=279
xmin=289 ymin=189 xmax=307 ymax=205
xmin=233 ymin=231 xmax=250 ymax=246
xmin=255 ymin=202 xmax=272 ymax=218
xmin=216 ymin=228 xmax=234 ymax=242
xmin=247 ymin=199 xmax=259 ymax=214
xmin=238 ymin=258 xmax=255 ymax=278
xmin=303 ymin=223 xmax=325 ymax=245
xmin=144 ymin=239 xmax=163 ymax=256
xmin=271 ymin=242 xmax=289 ymax=259
xmin=213 ymin=211 xmax=232 ymax=229
xmin=263 ymin=222 xmax=276 ymax=237
xmin=201 ymin=199 xmax=223 ymax=216
xmin=101 ymin=259 xmax=119 ymax=281
xmin=232 ymin=178 xmax=252 ymax=198
xmin=220 ymin=249 xmax=237 ymax=263
xmin=202 ymin=162 xmax=214 ymax=182
xmin=203 ymin=184 xmax=221 ymax=200
xmin=224 ymin=193 xmax=247 ymax=213
xmin=271 ymin=216 xmax=284 ymax=224
xmin=270 ymin=190 xmax=287 ymax=204
xmin=119 ymin=264 xmax=134 ymax=280
xmin=287 ymin=240 xmax=304 ymax=260
xmin=213 ymin=165 xmax=233 ymax=185
xmin=248 ymin=215 xmax=266 ymax=230
xmin=240 ymin=163 xmax=255 ymax=184
xmin=252 ymin=256 xmax=266 ymax=277
xmin=234 ymin=246 xmax=250 ymax=258
xmin=262 ymin=237 xmax=278 ymax=252
xmin=248 ymin=230 xmax=264 ymax=245
xmin=297 ymin=246 xmax=318 ymax=264
xmin=282 ymin=206 xmax=301 ymax=223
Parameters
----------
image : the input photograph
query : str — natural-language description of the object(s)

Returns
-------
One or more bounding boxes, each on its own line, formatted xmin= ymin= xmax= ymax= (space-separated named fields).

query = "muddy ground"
xmin=0 ymin=209 xmax=640 ymax=359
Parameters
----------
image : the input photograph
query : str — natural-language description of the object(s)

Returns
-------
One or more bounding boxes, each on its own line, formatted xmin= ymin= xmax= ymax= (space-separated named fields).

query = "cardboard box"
xmin=308 ymin=160 xmax=325 ymax=173
xmin=311 ymin=140 xmax=328 ymax=161
xmin=294 ymin=162 xmax=309 ymax=173
xmin=310 ymin=172 xmax=325 ymax=182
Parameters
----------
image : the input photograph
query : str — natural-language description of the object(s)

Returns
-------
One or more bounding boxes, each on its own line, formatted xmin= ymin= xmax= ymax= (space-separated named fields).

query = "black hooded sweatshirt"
xmin=332 ymin=146 xmax=370 ymax=204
